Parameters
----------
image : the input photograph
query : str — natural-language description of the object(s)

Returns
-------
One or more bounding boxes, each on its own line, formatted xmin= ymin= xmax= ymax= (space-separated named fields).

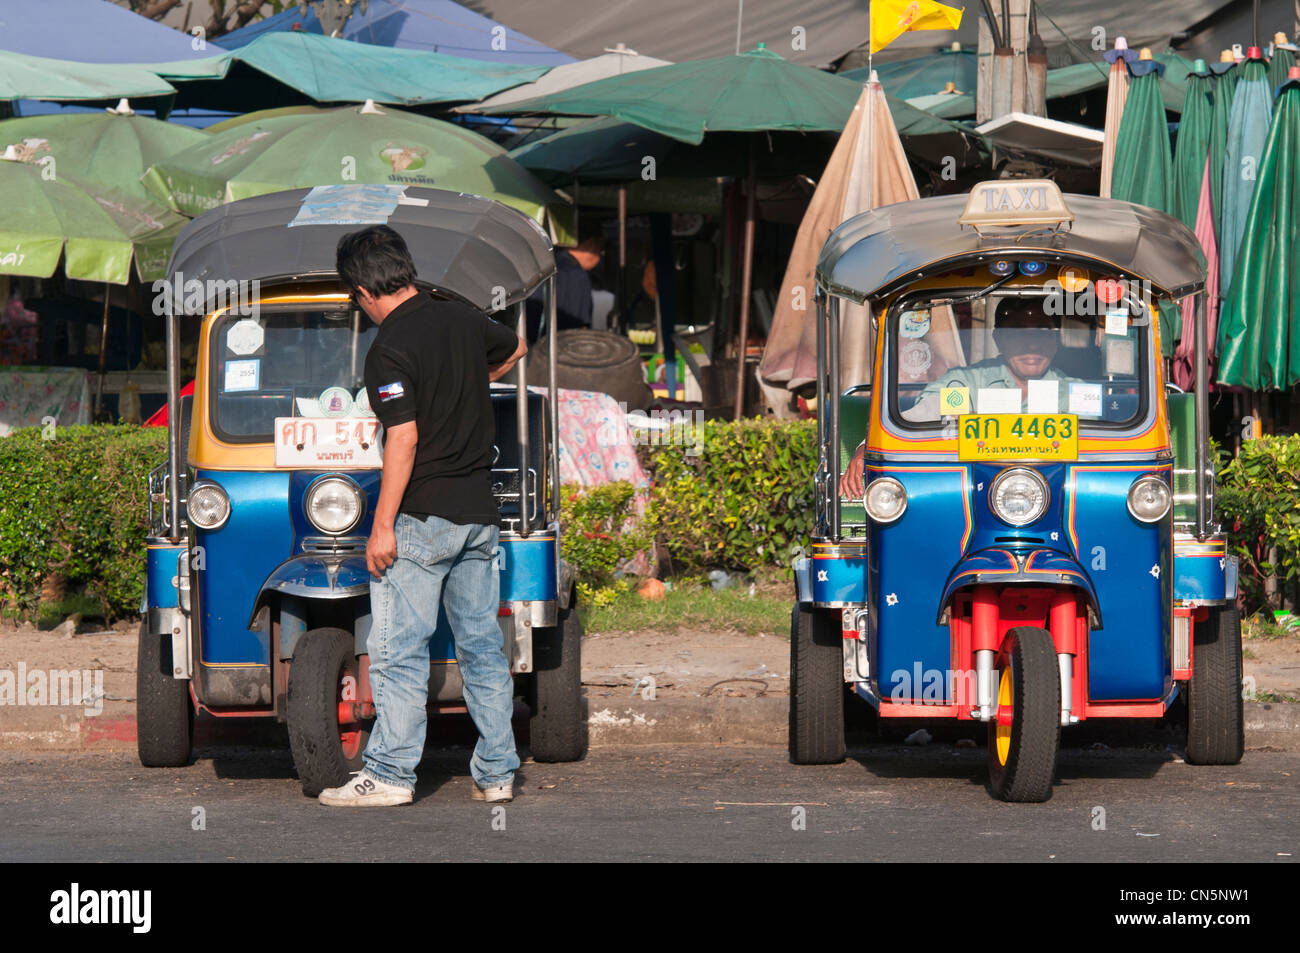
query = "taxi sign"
xmin=958 ymin=179 xmax=1074 ymax=232
xmin=957 ymin=413 xmax=1078 ymax=462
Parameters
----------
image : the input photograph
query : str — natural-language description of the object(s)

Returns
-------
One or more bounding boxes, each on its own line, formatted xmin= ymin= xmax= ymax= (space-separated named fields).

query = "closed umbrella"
xmin=1100 ymin=37 xmax=1136 ymax=198
xmin=1173 ymin=154 xmax=1220 ymax=391
xmin=1208 ymin=51 xmax=1242 ymax=242
xmin=1171 ymin=60 xmax=1215 ymax=231
xmin=1219 ymin=52 xmax=1272 ymax=297
xmin=1268 ymin=33 xmax=1297 ymax=91
xmin=1110 ymin=49 xmax=1177 ymax=356
xmin=1217 ymin=71 xmax=1300 ymax=389
xmin=140 ymin=101 xmax=569 ymax=238
xmin=0 ymin=107 xmax=208 ymax=202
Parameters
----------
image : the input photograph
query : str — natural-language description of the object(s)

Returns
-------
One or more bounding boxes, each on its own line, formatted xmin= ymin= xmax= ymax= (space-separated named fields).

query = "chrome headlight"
xmin=187 ymin=481 xmax=230 ymax=530
xmin=989 ymin=468 xmax=1049 ymax=526
xmin=304 ymin=476 xmax=365 ymax=535
xmin=864 ymin=477 xmax=908 ymax=524
xmin=1127 ymin=475 xmax=1171 ymax=523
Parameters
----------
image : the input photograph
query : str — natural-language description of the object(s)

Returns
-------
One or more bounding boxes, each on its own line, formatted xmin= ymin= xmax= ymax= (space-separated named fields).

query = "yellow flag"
xmin=870 ymin=0 xmax=964 ymax=54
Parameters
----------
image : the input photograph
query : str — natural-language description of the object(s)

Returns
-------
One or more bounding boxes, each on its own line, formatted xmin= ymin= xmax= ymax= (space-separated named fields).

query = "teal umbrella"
xmin=0 ymin=49 xmax=175 ymax=102
xmin=1268 ymin=37 xmax=1297 ymax=91
xmin=1208 ymin=58 xmax=1241 ymax=242
xmin=1172 ymin=61 xmax=1215 ymax=231
xmin=1220 ymin=56 xmax=1273 ymax=297
xmin=1110 ymin=55 xmax=1176 ymax=355
xmin=1217 ymin=75 xmax=1300 ymax=389
xmin=841 ymin=47 xmax=975 ymax=99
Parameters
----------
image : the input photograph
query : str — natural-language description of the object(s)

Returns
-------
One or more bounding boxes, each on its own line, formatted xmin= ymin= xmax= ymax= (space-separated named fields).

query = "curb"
xmin=1 ymin=700 xmax=1296 ymax=754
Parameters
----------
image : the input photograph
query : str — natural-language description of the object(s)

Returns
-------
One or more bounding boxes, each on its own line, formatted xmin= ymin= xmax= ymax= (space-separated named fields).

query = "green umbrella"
xmin=1208 ymin=59 xmax=1242 ymax=242
xmin=1172 ymin=62 xmax=1215 ymax=231
xmin=0 ymin=109 xmax=208 ymax=202
xmin=140 ymin=102 xmax=571 ymax=240
xmin=1268 ymin=40 xmax=1296 ymax=92
xmin=0 ymin=49 xmax=175 ymax=102
xmin=1219 ymin=57 xmax=1273 ymax=296
xmin=1111 ymin=57 xmax=1176 ymax=356
xmin=0 ymin=158 xmax=186 ymax=284
xmin=1217 ymin=76 xmax=1300 ymax=389
xmin=479 ymin=43 xmax=867 ymax=145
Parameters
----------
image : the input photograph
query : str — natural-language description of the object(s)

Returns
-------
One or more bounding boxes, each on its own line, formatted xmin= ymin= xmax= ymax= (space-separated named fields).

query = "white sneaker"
xmin=470 ymin=779 xmax=514 ymax=803
xmin=319 ymin=770 xmax=413 ymax=807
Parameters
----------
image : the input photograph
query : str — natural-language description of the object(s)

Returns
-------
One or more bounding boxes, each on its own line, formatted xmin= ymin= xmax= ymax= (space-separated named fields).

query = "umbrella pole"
xmin=733 ymin=149 xmax=758 ymax=420
xmin=617 ymin=186 xmax=627 ymax=334
xmin=94 ymin=285 xmax=110 ymax=421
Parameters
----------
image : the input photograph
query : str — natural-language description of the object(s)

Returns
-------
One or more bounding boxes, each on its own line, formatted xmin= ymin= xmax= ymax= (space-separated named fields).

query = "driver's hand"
xmin=367 ymin=523 xmax=398 ymax=578
xmin=839 ymin=443 xmax=866 ymax=499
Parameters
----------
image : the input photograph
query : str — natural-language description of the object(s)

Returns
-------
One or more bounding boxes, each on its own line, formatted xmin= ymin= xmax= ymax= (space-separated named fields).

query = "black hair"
xmin=994 ymin=296 xmax=1052 ymax=328
xmin=335 ymin=225 xmax=418 ymax=298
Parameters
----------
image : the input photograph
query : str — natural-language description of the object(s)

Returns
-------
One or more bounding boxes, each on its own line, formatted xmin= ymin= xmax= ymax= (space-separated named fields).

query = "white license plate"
xmin=274 ymin=417 xmax=382 ymax=468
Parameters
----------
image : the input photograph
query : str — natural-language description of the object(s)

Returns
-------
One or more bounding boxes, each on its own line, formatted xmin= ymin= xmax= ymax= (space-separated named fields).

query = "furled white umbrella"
xmin=1100 ymin=36 xmax=1136 ymax=198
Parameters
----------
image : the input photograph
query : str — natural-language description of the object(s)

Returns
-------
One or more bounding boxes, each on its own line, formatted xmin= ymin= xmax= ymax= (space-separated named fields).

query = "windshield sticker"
xmin=289 ymin=184 xmax=406 ymax=227
xmin=1104 ymin=338 xmax=1136 ymax=375
xmin=353 ymin=387 xmax=374 ymax=417
xmin=224 ymin=359 xmax=259 ymax=393
xmin=977 ymin=388 xmax=1021 ymax=413
xmin=1104 ymin=309 xmax=1129 ymax=336
xmin=939 ymin=386 xmax=970 ymax=415
xmin=899 ymin=310 xmax=931 ymax=338
xmin=1068 ymin=382 xmax=1102 ymax=417
xmin=226 ymin=317 xmax=264 ymax=356
xmin=318 ymin=386 xmax=353 ymax=418
xmin=1026 ymin=378 xmax=1059 ymax=414
xmin=898 ymin=340 xmax=933 ymax=379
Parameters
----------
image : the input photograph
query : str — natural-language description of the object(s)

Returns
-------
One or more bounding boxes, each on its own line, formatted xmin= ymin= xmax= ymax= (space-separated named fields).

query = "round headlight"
xmin=1127 ymin=476 xmax=1171 ymax=523
xmin=989 ymin=468 xmax=1049 ymax=526
xmin=865 ymin=477 xmax=908 ymax=524
xmin=187 ymin=481 xmax=230 ymax=530
xmin=304 ymin=477 xmax=364 ymax=535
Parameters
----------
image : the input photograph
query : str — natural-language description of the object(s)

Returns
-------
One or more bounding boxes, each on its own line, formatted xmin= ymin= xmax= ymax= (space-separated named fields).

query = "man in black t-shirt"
xmin=319 ymin=225 xmax=527 ymax=808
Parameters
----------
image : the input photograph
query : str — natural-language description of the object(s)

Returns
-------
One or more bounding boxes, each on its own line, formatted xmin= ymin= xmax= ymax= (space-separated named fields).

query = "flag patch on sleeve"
xmin=377 ymin=382 xmax=405 ymax=401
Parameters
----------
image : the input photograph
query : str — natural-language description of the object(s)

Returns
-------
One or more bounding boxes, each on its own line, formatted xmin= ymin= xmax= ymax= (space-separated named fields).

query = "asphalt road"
xmin=2 ymin=741 xmax=1296 ymax=863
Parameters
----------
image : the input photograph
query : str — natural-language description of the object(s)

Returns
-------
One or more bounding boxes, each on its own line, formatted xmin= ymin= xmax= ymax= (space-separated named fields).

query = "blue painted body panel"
xmin=1172 ymin=537 xmax=1234 ymax=603
xmin=865 ymin=465 xmax=970 ymax=703
xmin=938 ymin=547 xmax=1099 ymax=621
xmin=812 ymin=542 xmax=868 ymax=604
xmin=499 ymin=532 xmax=556 ymax=602
xmin=146 ymin=543 xmax=184 ymax=609
xmin=1065 ymin=464 xmax=1172 ymax=700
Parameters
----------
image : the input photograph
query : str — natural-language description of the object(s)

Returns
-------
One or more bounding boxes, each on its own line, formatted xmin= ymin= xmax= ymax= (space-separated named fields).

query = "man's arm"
xmin=367 ymin=420 xmax=417 ymax=578
xmin=488 ymin=333 xmax=528 ymax=382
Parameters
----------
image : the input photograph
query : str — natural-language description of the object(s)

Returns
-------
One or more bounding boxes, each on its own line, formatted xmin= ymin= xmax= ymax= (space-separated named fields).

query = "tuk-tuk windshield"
xmin=887 ymin=292 xmax=1150 ymax=431
xmin=210 ymin=308 xmax=377 ymax=442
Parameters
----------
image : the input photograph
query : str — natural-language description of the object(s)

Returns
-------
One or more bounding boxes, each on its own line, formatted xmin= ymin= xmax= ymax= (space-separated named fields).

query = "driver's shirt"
xmin=364 ymin=294 xmax=519 ymax=526
xmin=903 ymin=358 xmax=1074 ymax=422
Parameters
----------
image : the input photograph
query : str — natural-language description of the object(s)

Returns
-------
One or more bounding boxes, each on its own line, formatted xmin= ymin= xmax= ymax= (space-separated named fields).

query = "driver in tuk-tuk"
xmin=840 ymin=297 xmax=1077 ymax=497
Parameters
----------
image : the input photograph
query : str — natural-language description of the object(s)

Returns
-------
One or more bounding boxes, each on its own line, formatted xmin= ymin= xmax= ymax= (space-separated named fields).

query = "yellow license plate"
xmin=957 ymin=414 xmax=1078 ymax=462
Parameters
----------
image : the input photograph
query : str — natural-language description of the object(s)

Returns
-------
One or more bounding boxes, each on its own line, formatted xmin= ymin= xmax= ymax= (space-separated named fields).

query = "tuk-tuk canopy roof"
xmin=166 ymin=185 xmax=555 ymax=313
xmin=817 ymin=190 xmax=1207 ymax=303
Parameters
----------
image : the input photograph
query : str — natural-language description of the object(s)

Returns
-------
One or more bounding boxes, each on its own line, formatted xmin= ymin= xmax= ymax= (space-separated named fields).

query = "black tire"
xmin=788 ymin=605 xmax=845 ymax=764
xmin=987 ymin=626 xmax=1060 ymax=802
xmin=287 ymin=628 xmax=370 ymax=797
xmin=136 ymin=621 xmax=194 ymax=767
xmin=528 ymin=596 xmax=587 ymax=762
xmin=1185 ymin=606 xmax=1244 ymax=765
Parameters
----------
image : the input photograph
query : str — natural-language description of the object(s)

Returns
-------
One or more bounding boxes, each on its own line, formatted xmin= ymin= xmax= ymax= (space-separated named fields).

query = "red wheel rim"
xmin=337 ymin=669 xmax=363 ymax=759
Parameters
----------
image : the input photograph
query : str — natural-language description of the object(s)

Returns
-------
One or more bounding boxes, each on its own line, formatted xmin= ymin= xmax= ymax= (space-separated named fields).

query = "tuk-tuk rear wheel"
xmin=987 ymin=626 xmax=1060 ymax=803
xmin=788 ymin=605 xmax=845 ymax=764
xmin=1185 ymin=606 xmax=1244 ymax=765
xmin=527 ymin=593 xmax=588 ymax=763
xmin=136 ymin=622 xmax=194 ymax=768
xmin=287 ymin=628 xmax=371 ymax=797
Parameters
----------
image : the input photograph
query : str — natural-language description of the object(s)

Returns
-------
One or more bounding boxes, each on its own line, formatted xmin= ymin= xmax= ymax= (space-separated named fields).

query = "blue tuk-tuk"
xmin=138 ymin=186 xmax=585 ymax=795
xmin=790 ymin=179 xmax=1241 ymax=801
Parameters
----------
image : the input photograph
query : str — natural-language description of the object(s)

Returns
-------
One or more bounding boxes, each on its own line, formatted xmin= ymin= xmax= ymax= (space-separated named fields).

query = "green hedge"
xmin=0 ymin=425 xmax=165 ymax=620
xmin=1216 ymin=435 xmax=1300 ymax=612
xmin=645 ymin=418 xmax=817 ymax=572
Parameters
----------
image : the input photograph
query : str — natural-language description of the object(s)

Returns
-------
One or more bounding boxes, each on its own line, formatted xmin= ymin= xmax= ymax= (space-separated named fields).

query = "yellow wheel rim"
xmin=995 ymin=666 xmax=1012 ymax=765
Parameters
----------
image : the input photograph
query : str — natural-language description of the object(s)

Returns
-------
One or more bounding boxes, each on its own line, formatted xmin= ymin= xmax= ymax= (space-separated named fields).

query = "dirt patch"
xmin=1244 ymin=631 xmax=1300 ymax=699
xmin=583 ymin=628 xmax=788 ymax=700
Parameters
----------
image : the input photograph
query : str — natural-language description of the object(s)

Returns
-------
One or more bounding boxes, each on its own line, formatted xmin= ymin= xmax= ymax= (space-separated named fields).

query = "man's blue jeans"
xmin=363 ymin=512 xmax=520 ymax=790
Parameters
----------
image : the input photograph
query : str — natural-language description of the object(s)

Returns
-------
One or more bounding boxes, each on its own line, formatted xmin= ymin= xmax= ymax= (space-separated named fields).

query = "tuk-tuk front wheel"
xmin=287 ymin=628 xmax=371 ymax=797
xmin=526 ymin=594 xmax=588 ymax=763
xmin=1185 ymin=606 xmax=1244 ymax=765
xmin=987 ymin=626 xmax=1060 ymax=802
xmin=136 ymin=622 xmax=194 ymax=767
xmin=788 ymin=605 xmax=845 ymax=764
